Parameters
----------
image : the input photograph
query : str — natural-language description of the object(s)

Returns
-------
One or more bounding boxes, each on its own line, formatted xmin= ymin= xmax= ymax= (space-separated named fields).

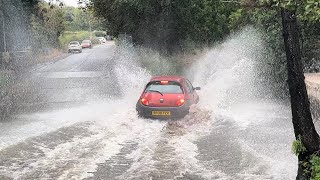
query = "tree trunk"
xmin=281 ymin=7 xmax=320 ymax=180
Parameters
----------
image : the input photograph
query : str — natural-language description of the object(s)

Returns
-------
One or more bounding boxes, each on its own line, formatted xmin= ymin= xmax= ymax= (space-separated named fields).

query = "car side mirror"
xmin=194 ymin=87 xmax=201 ymax=90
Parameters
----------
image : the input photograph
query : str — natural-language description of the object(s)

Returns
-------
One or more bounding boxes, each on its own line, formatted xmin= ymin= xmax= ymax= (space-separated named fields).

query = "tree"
xmin=240 ymin=0 xmax=320 ymax=178
xmin=281 ymin=6 xmax=320 ymax=179
xmin=236 ymin=0 xmax=320 ymax=178
xmin=30 ymin=2 xmax=66 ymax=50
xmin=63 ymin=7 xmax=105 ymax=32
xmin=89 ymin=0 xmax=237 ymax=54
xmin=0 ymin=0 xmax=67 ymax=52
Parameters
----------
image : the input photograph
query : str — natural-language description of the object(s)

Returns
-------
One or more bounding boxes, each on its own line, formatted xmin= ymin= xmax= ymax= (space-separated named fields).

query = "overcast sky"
xmin=61 ymin=0 xmax=78 ymax=7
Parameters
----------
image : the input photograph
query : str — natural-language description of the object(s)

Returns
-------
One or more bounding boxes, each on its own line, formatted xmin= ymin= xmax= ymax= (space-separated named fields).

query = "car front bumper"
xmin=136 ymin=102 xmax=189 ymax=119
xmin=68 ymin=47 xmax=81 ymax=51
xmin=81 ymin=45 xmax=91 ymax=48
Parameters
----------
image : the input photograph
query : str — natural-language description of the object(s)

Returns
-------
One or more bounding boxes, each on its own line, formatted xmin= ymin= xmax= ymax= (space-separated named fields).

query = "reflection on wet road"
xmin=16 ymin=44 xmax=118 ymax=112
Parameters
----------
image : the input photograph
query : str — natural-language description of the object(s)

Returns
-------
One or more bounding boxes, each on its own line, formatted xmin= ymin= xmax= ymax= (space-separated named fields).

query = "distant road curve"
xmin=305 ymin=73 xmax=320 ymax=99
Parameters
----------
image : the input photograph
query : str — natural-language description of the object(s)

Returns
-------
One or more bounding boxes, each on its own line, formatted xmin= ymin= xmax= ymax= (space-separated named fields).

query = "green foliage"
xmin=295 ymin=155 xmax=320 ymax=180
xmin=301 ymin=0 xmax=320 ymax=22
xmin=292 ymin=136 xmax=307 ymax=156
xmin=91 ymin=37 xmax=100 ymax=44
xmin=0 ymin=0 xmax=105 ymax=53
xmin=63 ymin=7 xmax=105 ymax=32
xmin=291 ymin=139 xmax=320 ymax=179
xmin=228 ymin=0 xmax=320 ymax=97
xmin=229 ymin=7 xmax=289 ymax=97
xmin=30 ymin=2 xmax=66 ymax=51
xmin=94 ymin=31 xmax=106 ymax=37
xmin=256 ymin=0 xmax=320 ymax=22
xmin=310 ymin=155 xmax=320 ymax=180
xmin=90 ymin=0 xmax=238 ymax=54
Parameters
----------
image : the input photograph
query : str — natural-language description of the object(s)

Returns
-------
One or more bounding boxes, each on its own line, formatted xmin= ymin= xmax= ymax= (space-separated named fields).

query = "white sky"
xmin=61 ymin=0 xmax=78 ymax=7
xmin=63 ymin=0 xmax=78 ymax=7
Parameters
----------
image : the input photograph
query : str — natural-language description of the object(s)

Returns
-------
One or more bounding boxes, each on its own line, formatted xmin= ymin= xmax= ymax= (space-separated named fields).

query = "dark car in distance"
xmin=136 ymin=76 xmax=200 ymax=119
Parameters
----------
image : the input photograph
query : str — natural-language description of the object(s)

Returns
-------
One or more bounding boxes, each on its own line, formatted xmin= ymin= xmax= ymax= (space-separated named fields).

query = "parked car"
xmin=136 ymin=76 xmax=200 ymax=119
xmin=97 ymin=37 xmax=106 ymax=44
xmin=68 ymin=41 xmax=82 ymax=53
xmin=81 ymin=40 xmax=92 ymax=48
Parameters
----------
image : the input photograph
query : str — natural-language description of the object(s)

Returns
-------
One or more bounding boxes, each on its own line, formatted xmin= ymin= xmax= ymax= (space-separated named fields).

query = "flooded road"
xmin=0 ymin=31 xmax=297 ymax=180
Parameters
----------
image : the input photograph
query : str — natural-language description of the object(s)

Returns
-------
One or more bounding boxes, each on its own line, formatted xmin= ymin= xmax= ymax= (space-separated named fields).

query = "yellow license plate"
xmin=152 ymin=111 xmax=171 ymax=116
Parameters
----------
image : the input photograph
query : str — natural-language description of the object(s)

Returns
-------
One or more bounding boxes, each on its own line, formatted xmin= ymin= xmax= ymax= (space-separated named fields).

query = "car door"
xmin=185 ymin=79 xmax=195 ymax=105
xmin=186 ymin=79 xmax=199 ymax=104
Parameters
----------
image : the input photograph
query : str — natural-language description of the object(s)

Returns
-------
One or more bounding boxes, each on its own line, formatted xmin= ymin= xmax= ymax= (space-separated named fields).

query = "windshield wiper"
xmin=147 ymin=90 xmax=163 ymax=96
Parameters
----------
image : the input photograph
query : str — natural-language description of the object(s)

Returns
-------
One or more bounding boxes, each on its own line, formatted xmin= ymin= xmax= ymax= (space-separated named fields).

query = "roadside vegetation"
xmin=0 ymin=0 xmax=106 ymax=119
xmin=0 ymin=0 xmax=106 ymax=57
xmin=59 ymin=31 xmax=102 ymax=49
xmin=59 ymin=6 xmax=106 ymax=49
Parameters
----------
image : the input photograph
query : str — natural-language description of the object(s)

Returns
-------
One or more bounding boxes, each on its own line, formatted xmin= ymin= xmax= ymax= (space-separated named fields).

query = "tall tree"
xmin=25 ymin=0 xmax=69 ymax=52
xmin=281 ymin=6 xmax=320 ymax=179
xmin=89 ymin=0 xmax=237 ymax=54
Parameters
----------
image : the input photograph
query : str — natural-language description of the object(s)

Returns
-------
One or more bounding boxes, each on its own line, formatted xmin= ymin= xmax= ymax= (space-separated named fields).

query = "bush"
xmin=94 ymin=31 xmax=106 ymax=37
xmin=311 ymin=155 xmax=320 ymax=180
xmin=91 ymin=37 xmax=100 ymax=45
xmin=292 ymin=138 xmax=320 ymax=180
xmin=292 ymin=136 xmax=307 ymax=156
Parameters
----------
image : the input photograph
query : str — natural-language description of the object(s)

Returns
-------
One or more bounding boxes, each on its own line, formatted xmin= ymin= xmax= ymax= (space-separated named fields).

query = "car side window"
xmin=186 ymin=80 xmax=194 ymax=94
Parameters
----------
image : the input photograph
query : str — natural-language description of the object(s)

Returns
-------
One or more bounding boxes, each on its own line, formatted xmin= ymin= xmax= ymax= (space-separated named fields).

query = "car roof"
xmin=150 ymin=76 xmax=185 ymax=83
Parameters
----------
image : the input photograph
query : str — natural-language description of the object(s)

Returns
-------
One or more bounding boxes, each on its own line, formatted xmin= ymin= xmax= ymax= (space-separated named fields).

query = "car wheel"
xmin=137 ymin=112 xmax=144 ymax=118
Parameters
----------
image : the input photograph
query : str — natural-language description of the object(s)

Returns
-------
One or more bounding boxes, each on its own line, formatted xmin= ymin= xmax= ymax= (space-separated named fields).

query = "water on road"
xmin=0 ymin=30 xmax=297 ymax=180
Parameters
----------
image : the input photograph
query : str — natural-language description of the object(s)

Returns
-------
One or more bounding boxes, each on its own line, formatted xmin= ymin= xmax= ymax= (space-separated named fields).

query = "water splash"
xmin=0 ymin=27 xmax=297 ymax=179
xmin=187 ymin=27 xmax=296 ymax=179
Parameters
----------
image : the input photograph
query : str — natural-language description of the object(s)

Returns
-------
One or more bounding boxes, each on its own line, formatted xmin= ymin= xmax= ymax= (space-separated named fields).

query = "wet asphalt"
xmin=0 ymin=43 xmax=298 ymax=180
xmin=14 ymin=44 xmax=119 ymax=113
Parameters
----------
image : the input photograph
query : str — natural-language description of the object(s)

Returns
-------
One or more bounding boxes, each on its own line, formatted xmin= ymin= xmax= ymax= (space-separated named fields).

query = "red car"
xmin=136 ymin=76 xmax=200 ymax=119
xmin=81 ymin=40 xmax=92 ymax=48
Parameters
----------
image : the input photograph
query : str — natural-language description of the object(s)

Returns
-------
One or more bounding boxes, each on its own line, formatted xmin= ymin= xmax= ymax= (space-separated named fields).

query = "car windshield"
xmin=145 ymin=81 xmax=183 ymax=94
xmin=69 ymin=42 xmax=79 ymax=45
xmin=82 ymin=40 xmax=90 ymax=43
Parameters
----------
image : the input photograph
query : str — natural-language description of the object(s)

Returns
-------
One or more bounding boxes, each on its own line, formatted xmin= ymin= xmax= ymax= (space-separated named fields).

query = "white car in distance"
xmin=97 ymin=37 xmax=107 ymax=44
xmin=68 ymin=41 xmax=82 ymax=53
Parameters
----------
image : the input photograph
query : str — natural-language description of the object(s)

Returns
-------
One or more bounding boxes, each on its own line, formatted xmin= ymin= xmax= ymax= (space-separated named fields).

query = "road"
xmin=304 ymin=73 xmax=320 ymax=131
xmin=305 ymin=73 xmax=320 ymax=100
xmin=0 ymin=43 xmax=297 ymax=179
